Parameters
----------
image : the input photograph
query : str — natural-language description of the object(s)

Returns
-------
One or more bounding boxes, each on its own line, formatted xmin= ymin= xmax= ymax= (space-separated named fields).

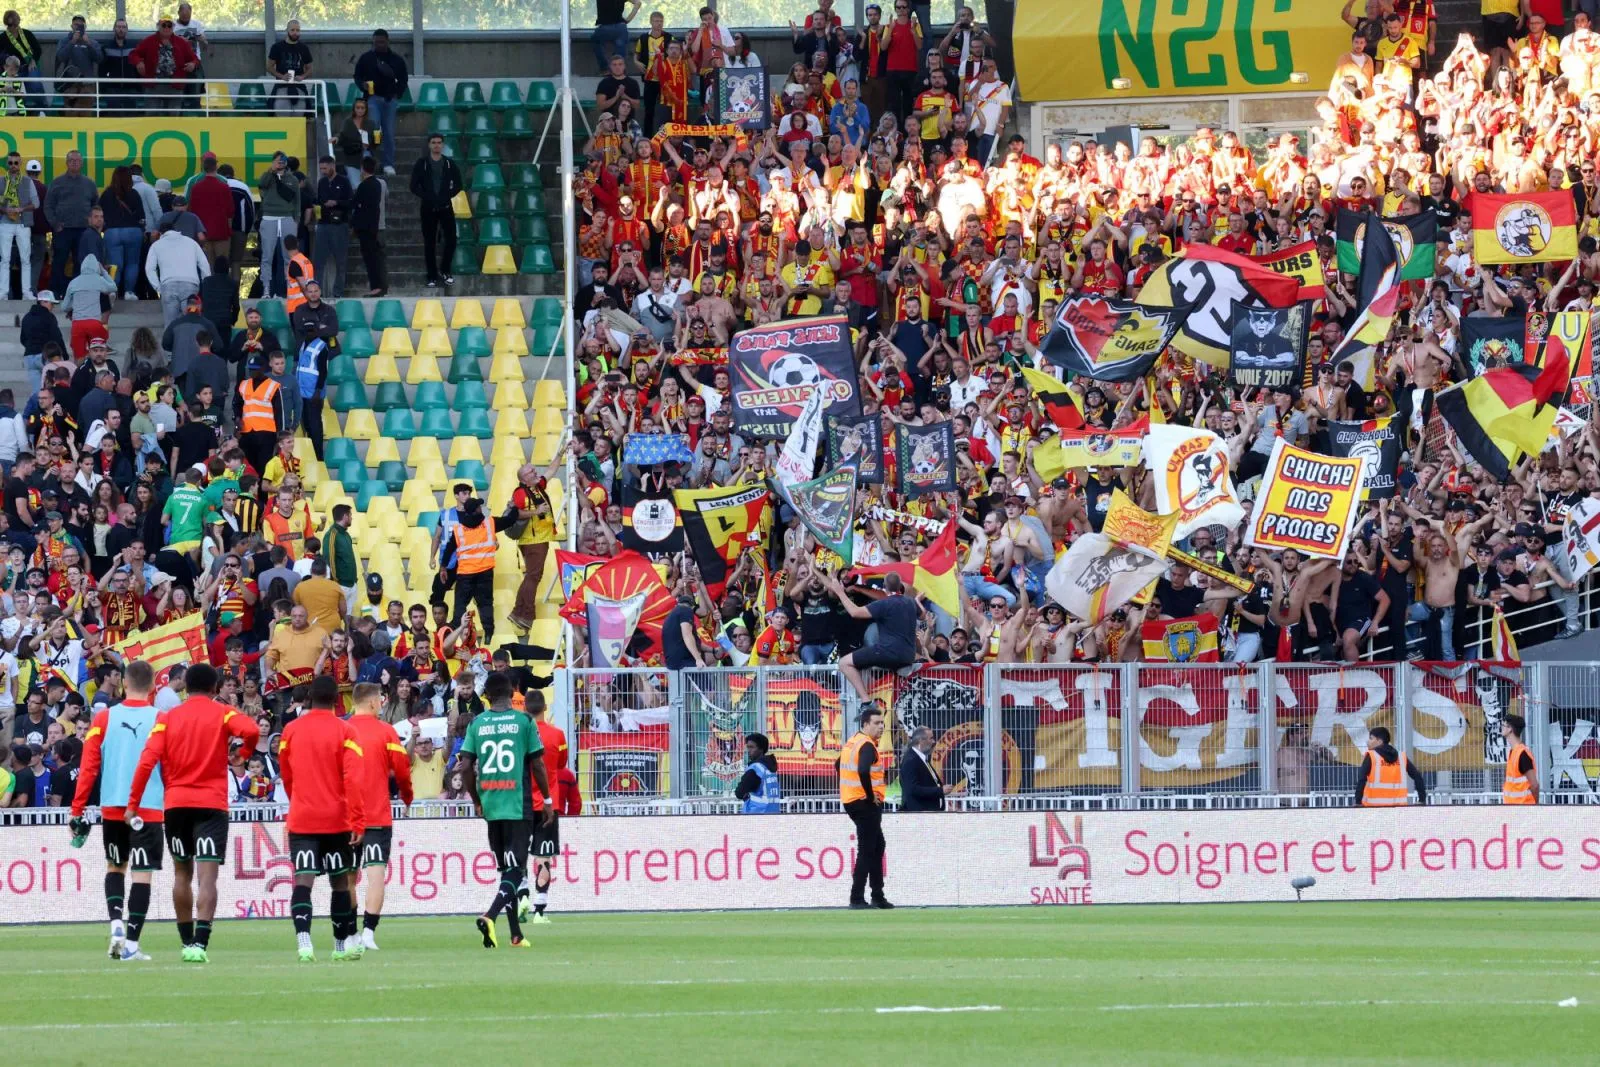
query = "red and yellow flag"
xmin=1471 ymin=191 xmax=1578 ymax=264
xmin=849 ymin=520 xmax=960 ymax=618
xmin=1141 ymin=613 xmax=1220 ymax=663
xmin=111 ymin=614 xmax=209 ymax=686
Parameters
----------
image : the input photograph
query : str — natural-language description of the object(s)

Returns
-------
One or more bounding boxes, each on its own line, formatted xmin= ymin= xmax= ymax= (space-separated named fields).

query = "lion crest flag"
xmin=1143 ymin=424 xmax=1244 ymax=540
xmin=1045 ymin=533 xmax=1169 ymax=625
xmin=825 ymin=412 xmax=884 ymax=484
xmin=1141 ymin=613 xmax=1220 ymax=663
xmin=1471 ymin=190 xmax=1578 ymax=265
xmin=1243 ymin=438 xmax=1366 ymax=561
xmin=1036 ymin=294 xmax=1188 ymax=381
xmin=895 ymin=421 xmax=956 ymax=498
xmin=1328 ymin=416 xmax=1401 ymax=500
xmin=730 ymin=316 xmax=861 ymax=439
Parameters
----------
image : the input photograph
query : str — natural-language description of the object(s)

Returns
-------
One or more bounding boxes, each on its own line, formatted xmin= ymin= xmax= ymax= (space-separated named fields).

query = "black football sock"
xmin=502 ymin=875 xmax=524 ymax=940
xmin=194 ymin=920 xmax=212 ymax=948
xmin=291 ymin=884 xmax=313 ymax=936
xmin=105 ymin=872 xmax=125 ymax=921
xmin=535 ymin=867 xmax=551 ymax=914
xmin=363 ymin=912 xmax=380 ymax=931
xmin=330 ymin=890 xmax=356 ymax=941
xmin=126 ymin=882 xmax=151 ymax=942
xmin=177 ymin=920 xmax=195 ymax=946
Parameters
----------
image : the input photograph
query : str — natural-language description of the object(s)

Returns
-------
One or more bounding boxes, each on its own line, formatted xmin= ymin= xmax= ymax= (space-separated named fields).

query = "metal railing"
xmin=552 ymin=661 xmax=1600 ymax=813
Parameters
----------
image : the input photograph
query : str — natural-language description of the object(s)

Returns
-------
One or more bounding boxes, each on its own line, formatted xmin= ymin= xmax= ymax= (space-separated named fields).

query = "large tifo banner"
xmin=0 ymin=119 xmax=307 ymax=185
xmin=1014 ymin=0 xmax=1345 ymax=100
xmin=3 ymin=807 xmax=1598 ymax=921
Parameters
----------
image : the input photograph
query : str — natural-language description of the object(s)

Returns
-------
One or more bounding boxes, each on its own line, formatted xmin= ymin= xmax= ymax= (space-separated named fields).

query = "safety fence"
xmin=557 ymin=662 xmax=1600 ymax=813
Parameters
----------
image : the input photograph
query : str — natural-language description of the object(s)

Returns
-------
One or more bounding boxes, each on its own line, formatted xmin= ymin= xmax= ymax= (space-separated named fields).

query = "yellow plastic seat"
xmin=495 ymin=407 xmax=530 ymax=437
xmin=528 ymin=619 xmax=561 ymax=650
xmin=203 ymin=81 xmax=233 ymax=110
xmin=546 ymin=479 xmax=565 ymax=527
xmin=481 ymin=245 xmax=517 ymax=274
xmin=312 ymin=479 xmax=346 ymax=512
xmin=491 ymin=380 xmax=528 ymax=410
xmin=365 ymin=436 xmax=401 ymax=468
xmin=447 ymin=436 xmax=484 ymax=466
xmin=492 ymin=327 xmax=529 ymax=356
xmin=300 ymin=459 xmax=324 ymax=490
xmin=405 ymin=436 xmax=444 ymax=470
xmin=400 ymin=526 xmax=432 ymax=558
xmin=450 ymin=189 xmax=472 ymax=218
xmin=449 ymin=299 xmax=487 ymax=329
xmin=321 ymin=406 xmax=343 ymax=440
xmin=491 ymin=435 xmax=527 ymax=467
xmin=530 ymin=433 xmax=561 ymax=465
xmin=405 ymin=351 xmax=444 ymax=385
xmin=293 ymin=435 xmax=317 ymax=465
xmin=415 ymin=326 xmax=453 ymax=358
xmin=342 ymin=409 xmax=380 ymax=441
xmin=410 ymin=299 xmax=447 ymax=330
xmin=378 ymin=327 xmax=415 ymax=358
xmin=488 ymin=480 xmax=516 ymax=515
xmin=488 ymin=351 xmax=526 ymax=384
xmin=530 ymin=407 xmax=564 ymax=435
xmin=532 ymin=379 xmax=566 ymax=408
xmin=489 ymin=298 xmax=526 ymax=329
xmin=363 ymin=351 xmax=401 ymax=385
xmin=413 ymin=459 xmax=450 ymax=491
xmin=400 ymin=478 xmax=437 ymax=514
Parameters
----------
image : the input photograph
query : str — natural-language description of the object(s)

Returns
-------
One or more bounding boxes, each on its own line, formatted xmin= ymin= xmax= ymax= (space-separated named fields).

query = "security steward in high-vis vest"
xmin=233 ymin=359 xmax=286 ymax=477
xmin=1355 ymin=726 xmax=1428 ymax=807
xmin=1501 ymin=714 xmax=1538 ymax=805
xmin=839 ymin=707 xmax=892 ymax=909
xmin=283 ymin=235 xmax=316 ymax=314
xmin=449 ymin=497 xmax=498 ymax=643
xmin=734 ymin=732 xmax=781 ymax=814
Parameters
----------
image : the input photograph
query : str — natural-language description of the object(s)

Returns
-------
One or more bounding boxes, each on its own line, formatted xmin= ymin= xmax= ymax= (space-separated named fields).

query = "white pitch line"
xmin=876 ymin=1005 xmax=1003 ymax=1014
xmin=1096 ymin=998 xmax=1564 ymax=1013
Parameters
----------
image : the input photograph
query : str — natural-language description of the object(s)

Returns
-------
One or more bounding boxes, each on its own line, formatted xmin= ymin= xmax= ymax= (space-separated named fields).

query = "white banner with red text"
xmin=2 ymin=808 xmax=1598 ymax=922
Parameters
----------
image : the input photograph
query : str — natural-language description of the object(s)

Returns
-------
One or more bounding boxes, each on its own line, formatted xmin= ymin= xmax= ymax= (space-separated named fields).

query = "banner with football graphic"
xmin=1328 ymin=416 xmax=1401 ymax=500
xmin=1243 ymin=439 xmax=1366 ymax=560
xmin=825 ymin=412 xmax=884 ymax=484
xmin=1036 ymin=294 xmax=1189 ymax=381
xmin=1143 ymin=424 xmax=1245 ymax=539
xmin=729 ymin=316 xmax=861 ymax=439
xmin=894 ymin=421 xmax=956 ymax=498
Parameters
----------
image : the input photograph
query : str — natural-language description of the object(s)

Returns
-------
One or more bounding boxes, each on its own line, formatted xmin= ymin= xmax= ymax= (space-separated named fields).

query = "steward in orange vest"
xmin=1356 ymin=727 xmax=1427 ymax=807
xmin=839 ymin=706 xmax=892 ymax=910
xmin=448 ymin=498 xmax=499 ymax=644
xmin=284 ymin=235 xmax=315 ymax=313
xmin=233 ymin=362 xmax=286 ymax=475
xmin=1501 ymin=713 xmax=1538 ymax=805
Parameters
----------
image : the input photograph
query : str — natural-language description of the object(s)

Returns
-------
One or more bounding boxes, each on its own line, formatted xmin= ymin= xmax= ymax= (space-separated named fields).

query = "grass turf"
xmin=9 ymin=902 xmax=1598 ymax=1065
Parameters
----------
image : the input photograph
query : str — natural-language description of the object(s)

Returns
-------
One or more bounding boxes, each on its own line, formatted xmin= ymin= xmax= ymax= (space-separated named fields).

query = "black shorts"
xmin=529 ymin=813 xmax=559 ymax=860
xmin=851 ymin=642 xmax=914 ymax=671
xmin=103 ymin=819 xmax=164 ymax=872
xmin=486 ymin=818 xmax=529 ymax=871
xmin=164 ymin=807 xmax=229 ymax=864
xmin=360 ymin=826 xmax=393 ymax=868
xmin=289 ymin=832 xmax=358 ymax=877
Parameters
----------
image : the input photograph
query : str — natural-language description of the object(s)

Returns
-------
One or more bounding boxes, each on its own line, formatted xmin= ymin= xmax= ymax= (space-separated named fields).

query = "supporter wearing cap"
xmin=130 ymin=15 xmax=199 ymax=113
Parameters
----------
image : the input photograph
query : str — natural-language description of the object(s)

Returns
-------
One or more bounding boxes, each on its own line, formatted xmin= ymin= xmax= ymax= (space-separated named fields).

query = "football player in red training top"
xmin=518 ymin=688 xmax=569 ymax=925
xmin=346 ymin=680 xmax=413 ymax=952
xmin=279 ymin=674 xmax=367 ymax=962
xmin=126 ymin=663 xmax=260 ymax=963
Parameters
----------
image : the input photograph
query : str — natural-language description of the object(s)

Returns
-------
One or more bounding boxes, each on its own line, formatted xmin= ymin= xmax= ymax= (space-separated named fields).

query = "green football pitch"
xmin=9 ymin=902 xmax=1598 ymax=1065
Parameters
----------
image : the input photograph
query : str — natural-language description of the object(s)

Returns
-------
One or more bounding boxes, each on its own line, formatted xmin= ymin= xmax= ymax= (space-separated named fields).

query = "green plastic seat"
xmin=519 ymin=215 xmax=550 ymax=243
xmin=477 ymin=216 xmax=514 ymax=244
xmin=453 ymin=381 xmax=490 ymax=410
xmin=457 ymin=409 xmax=495 ymax=439
xmin=520 ymin=244 xmax=555 ymax=274
xmin=449 ymin=245 xmax=482 ymax=277
xmin=453 ymin=81 xmax=488 ymax=110
xmin=416 ymin=510 xmax=440 ymax=531
xmin=501 ymin=109 xmax=535 ymax=139
xmin=336 ymin=459 xmax=366 ymax=488
xmin=335 ymin=300 xmax=368 ymax=329
xmin=526 ymin=80 xmax=556 ymax=109
xmin=234 ymin=82 xmax=268 ymax=111
xmin=418 ymin=409 xmax=456 ymax=438
xmin=455 ymin=326 xmax=492 ymax=357
xmin=397 ymin=85 xmax=415 ymax=112
xmin=371 ymin=381 xmax=408 ymax=412
xmin=531 ymin=323 xmax=564 ymax=356
xmin=273 ymin=327 xmax=294 ymax=352
xmin=340 ymin=82 xmax=364 ymax=112
xmin=326 ymin=356 xmax=362 ymax=387
xmin=341 ymin=326 xmax=376 ymax=357
xmin=463 ymin=110 xmax=497 ymax=136
xmin=356 ymin=479 xmax=392 ymax=511
xmin=255 ymin=299 xmax=289 ymax=330
xmin=415 ymin=81 xmax=450 ymax=111
xmin=506 ymin=163 xmax=541 ymax=191
xmin=453 ymin=218 xmax=479 ymax=247
xmin=488 ymin=80 xmax=522 ymax=111
xmin=447 ymin=353 xmax=484 ymax=383
xmin=511 ymin=189 xmax=546 ymax=219
xmin=429 ymin=111 xmax=460 ymax=137
xmin=463 ymin=137 xmax=499 ymax=165
xmin=470 ymin=163 xmax=505 ymax=192
xmin=331 ymin=379 xmax=369 ymax=412
xmin=380 ymin=408 xmax=417 ymax=441
xmin=530 ymin=296 xmax=563 ymax=326
xmin=412 ymin=381 xmax=450 ymax=411
xmin=473 ymin=189 xmax=509 ymax=217
xmin=323 ymin=438 xmax=360 ymax=468
xmin=370 ymin=299 xmax=407 ymax=330
xmin=452 ymin=459 xmax=489 ymax=488
xmin=376 ymin=460 xmax=409 ymax=492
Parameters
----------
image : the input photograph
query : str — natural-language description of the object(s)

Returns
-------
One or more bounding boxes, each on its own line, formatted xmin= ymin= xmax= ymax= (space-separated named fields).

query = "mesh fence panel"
xmin=1407 ymin=662 xmax=1524 ymax=798
xmin=867 ymin=664 xmax=988 ymax=797
xmin=759 ymin=665 xmax=852 ymax=799
xmin=570 ymin=668 xmax=672 ymax=809
xmin=999 ymin=665 xmax=1121 ymax=795
xmin=1270 ymin=663 xmax=1396 ymax=798
xmin=679 ymin=668 xmax=761 ymax=800
xmin=1545 ymin=663 xmax=1600 ymax=795
xmin=1135 ymin=664 xmax=1260 ymax=794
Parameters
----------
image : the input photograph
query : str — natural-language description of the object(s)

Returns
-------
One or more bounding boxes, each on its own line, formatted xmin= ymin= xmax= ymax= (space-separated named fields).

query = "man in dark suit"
xmin=899 ymin=725 xmax=950 ymax=812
